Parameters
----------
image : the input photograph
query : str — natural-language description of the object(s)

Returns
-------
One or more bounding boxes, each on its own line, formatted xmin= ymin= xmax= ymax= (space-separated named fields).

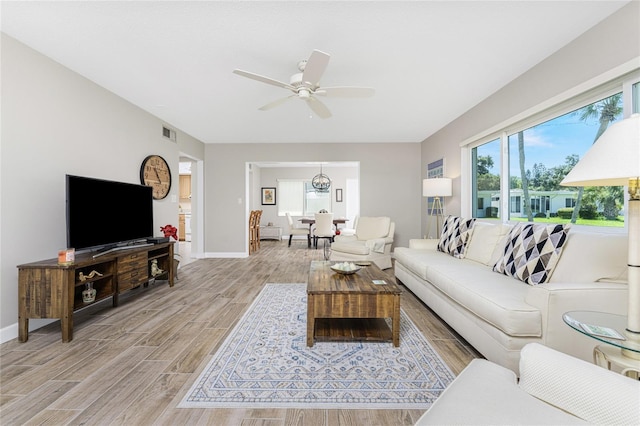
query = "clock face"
xmin=140 ymin=155 xmax=172 ymax=200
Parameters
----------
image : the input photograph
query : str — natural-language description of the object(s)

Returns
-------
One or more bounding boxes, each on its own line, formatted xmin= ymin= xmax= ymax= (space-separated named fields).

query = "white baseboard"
xmin=0 ymin=318 xmax=56 ymax=344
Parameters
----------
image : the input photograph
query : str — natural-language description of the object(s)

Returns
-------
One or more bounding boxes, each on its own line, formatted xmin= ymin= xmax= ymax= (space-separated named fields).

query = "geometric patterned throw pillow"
xmin=437 ymin=216 xmax=477 ymax=259
xmin=493 ymin=223 xmax=571 ymax=285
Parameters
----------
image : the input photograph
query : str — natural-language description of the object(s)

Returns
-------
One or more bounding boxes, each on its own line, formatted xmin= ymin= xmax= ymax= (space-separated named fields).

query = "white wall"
xmin=0 ymin=34 xmax=205 ymax=341
xmin=420 ymin=1 xmax=640 ymax=237
xmin=204 ymin=143 xmax=422 ymax=256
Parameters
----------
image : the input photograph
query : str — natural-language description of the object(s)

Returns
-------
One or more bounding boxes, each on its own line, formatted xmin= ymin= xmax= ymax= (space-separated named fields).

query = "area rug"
xmin=179 ymin=283 xmax=455 ymax=409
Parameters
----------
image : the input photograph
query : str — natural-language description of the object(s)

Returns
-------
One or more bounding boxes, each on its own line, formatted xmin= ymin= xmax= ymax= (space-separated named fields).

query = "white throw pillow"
xmin=465 ymin=222 xmax=511 ymax=266
xmin=437 ymin=216 xmax=476 ymax=259
xmin=493 ymin=223 xmax=570 ymax=285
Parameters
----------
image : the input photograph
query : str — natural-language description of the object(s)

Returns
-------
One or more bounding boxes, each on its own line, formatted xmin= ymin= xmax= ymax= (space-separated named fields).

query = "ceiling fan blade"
xmin=304 ymin=97 xmax=332 ymax=119
xmin=233 ymin=69 xmax=294 ymax=90
xmin=315 ymin=86 xmax=375 ymax=98
xmin=259 ymin=95 xmax=297 ymax=111
xmin=302 ymin=50 xmax=330 ymax=88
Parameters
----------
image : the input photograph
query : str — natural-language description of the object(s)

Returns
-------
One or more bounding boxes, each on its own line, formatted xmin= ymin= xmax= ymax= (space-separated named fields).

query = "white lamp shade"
xmin=561 ymin=114 xmax=640 ymax=187
xmin=423 ymin=177 xmax=452 ymax=197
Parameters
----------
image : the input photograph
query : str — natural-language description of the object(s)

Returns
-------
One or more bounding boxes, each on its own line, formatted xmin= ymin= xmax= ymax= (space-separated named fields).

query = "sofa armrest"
xmin=408 ymin=239 xmax=439 ymax=250
xmin=525 ymin=281 xmax=627 ymax=361
xmin=519 ymin=343 xmax=640 ymax=425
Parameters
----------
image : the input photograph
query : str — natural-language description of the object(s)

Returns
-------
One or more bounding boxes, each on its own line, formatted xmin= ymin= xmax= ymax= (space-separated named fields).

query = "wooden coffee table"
xmin=307 ymin=261 xmax=401 ymax=347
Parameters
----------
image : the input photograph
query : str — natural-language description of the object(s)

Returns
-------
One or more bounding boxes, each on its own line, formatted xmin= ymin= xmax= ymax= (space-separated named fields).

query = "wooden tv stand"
xmin=17 ymin=242 xmax=175 ymax=343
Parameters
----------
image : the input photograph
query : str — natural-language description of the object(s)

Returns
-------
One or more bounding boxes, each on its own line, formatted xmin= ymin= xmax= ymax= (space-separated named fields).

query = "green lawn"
xmin=509 ymin=216 xmax=624 ymax=227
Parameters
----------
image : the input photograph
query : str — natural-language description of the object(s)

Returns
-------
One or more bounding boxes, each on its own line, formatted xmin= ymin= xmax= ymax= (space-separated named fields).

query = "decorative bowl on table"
xmin=330 ymin=262 xmax=362 ymax=275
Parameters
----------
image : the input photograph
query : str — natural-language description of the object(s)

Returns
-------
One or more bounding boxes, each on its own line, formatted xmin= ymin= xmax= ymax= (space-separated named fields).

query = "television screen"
xmin=66 ymin=175 xmax=153 ymax=251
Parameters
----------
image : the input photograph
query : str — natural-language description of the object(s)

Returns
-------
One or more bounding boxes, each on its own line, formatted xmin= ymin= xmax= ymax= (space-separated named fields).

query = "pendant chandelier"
xmin=312 ymin=164 xmax=331 ymax=193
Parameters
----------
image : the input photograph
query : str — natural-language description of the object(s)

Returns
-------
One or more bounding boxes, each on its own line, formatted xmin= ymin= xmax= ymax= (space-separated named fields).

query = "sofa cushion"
xmin=437 ymin=216 xmax=476 ymax=259
xmin=330 ymin=240 xmax=370 ymax=255
xmin=394 ymin=247 xmax=455 ymax=281
xmin=465 ymin=222 xmax=512 ymax=266
xmin=427 ymin=260 xmax=542 ymax=337
xmin=493 ymin=223 xmax=570 ymax=285
xmin=549 ymin=231 xmax=627 ymax=283
xmin=355 ymin=216 xmax=390 ymax=241
xmin=519 ymin=343 xmax=640 ymax=425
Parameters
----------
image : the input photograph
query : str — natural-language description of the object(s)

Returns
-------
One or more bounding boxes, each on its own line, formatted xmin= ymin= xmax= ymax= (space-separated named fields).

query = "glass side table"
xmin=563 ymin=311 xmax=640 ymax=379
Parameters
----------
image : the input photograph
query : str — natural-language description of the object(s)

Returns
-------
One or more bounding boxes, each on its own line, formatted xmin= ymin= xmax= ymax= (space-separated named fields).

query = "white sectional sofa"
xmin=416 ymin=343 xmax=640 ymax=425
xmin=394 ymin=219 xmax=629 ymax=373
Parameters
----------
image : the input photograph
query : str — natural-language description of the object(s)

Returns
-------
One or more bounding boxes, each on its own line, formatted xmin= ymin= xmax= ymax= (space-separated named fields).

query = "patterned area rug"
xmin=179 ymin=283 xmax=455 ymax=409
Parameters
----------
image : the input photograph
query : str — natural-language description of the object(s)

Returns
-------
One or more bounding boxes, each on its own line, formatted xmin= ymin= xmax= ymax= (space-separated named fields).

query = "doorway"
xmin=178 ymin=157 xmax=195 ymax=265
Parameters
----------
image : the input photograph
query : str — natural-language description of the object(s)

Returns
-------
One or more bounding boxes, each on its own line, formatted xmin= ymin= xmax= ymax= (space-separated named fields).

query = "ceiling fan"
xmin=233 ymin=50 xmax=374 ymax=119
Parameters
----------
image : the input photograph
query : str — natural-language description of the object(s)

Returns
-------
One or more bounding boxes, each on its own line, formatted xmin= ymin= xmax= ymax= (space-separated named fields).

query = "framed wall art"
xmin=261 ymin=187 xmax=276 ymax=205
xmin=336 ymin=188 xmax=343 ymax=203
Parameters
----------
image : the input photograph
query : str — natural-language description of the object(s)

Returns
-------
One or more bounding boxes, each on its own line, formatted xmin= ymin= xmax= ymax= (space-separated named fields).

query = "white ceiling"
xmin=1 ymin=1 xmax=630 ymax=144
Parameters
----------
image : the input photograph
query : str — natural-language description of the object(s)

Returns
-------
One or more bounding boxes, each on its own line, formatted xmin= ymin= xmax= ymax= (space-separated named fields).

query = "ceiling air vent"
xmin=162 ymin=126 xmax=177 ymax=142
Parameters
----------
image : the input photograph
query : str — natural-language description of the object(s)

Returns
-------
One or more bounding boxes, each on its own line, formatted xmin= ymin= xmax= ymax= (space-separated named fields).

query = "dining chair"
xmin=286 ymin=212 xmax=311 ymax=247
xmin=313 ymin=212 xmax=335 ymax=259
xmin=248 ymin=210 xmax=260 ymax=254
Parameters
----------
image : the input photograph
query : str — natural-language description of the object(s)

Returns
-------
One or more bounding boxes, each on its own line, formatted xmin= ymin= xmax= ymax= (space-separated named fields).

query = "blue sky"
xmin=477 ymin=109 xmax=622 ymax=178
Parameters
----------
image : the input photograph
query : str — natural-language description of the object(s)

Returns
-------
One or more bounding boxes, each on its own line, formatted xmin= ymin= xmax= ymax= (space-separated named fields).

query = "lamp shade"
xmin=560 ymin=114 xmax=640 ymax=187
xmin=423 ymin=178 xmax=452 ymax=197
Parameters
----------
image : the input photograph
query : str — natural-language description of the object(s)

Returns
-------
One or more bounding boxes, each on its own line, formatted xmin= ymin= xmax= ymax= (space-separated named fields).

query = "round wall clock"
xmin=140 ymin=155 xmax=172 ymax=200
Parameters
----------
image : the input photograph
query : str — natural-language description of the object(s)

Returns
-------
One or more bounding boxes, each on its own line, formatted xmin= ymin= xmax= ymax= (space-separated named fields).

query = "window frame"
xmin=462 ymin=70 xmax=640 ymax=233
xmin=277 ymin=179 xmax=332 ymax=217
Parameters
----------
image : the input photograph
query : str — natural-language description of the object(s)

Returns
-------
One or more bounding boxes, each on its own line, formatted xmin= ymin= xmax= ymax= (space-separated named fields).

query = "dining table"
xmin=299 ymin=217 xmax=348 ymax=233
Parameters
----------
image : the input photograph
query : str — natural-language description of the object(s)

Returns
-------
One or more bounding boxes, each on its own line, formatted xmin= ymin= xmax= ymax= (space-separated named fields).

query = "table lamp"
xmin=423 ymin=177 xmax=452 ymax=238
xmin=561 ymin=114 xmax=640 ymax=347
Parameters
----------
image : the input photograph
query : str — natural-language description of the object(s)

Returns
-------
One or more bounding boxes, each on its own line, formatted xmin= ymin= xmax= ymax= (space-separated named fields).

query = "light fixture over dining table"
xmin=312 ymin=163 xmax=331 ymax=193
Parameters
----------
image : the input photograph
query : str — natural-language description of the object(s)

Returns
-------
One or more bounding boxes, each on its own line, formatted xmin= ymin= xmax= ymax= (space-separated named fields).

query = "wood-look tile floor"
xmin=0 ymin=240 xmax=481 ymax=426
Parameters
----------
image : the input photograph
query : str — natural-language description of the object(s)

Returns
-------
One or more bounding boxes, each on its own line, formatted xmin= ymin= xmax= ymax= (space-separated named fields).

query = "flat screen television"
xmin=66 ymin=174 xmax=154 ymax=252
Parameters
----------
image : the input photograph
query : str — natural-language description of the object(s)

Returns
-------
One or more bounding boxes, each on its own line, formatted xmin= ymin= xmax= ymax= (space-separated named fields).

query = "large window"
xmin=470 ymin=86 xmax=633 ymax=228
xmin=278 ymin=179 xmax=331 ymax=216
xmin=304 ymin=182 xmax=331 ymax=215
xmin=471 ymin=138 xmax=501 ymax=219
xmin=506 ymin=93 xmax=623 ymax=226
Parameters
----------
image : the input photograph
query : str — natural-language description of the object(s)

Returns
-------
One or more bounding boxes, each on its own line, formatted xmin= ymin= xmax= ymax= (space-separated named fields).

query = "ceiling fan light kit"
xmin=233 ymin=50 xmax=374 ymax=119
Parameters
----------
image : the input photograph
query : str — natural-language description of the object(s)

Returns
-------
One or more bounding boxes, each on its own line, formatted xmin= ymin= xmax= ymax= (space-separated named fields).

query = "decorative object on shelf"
xmin=82 ymin=282 xmax=96 ymax=303
xmin=140 ymin=154 xmax=172 ymax=200
xmin=561 ymin=113 xmax=640 ymax=352
xmin=57 ymin=248 xmax=75 ymax=266
xmin=150 ymin=259 xmax=165 ymax=277
xmin=423 ymin=177 xmax=452 ymax=239
xmin=160 ymin=224 xmax=178 ymax=240
xmin=261 ymin=187 xmax=276 ymax=205
xmin=312 ymin=164 xmax=331 ymax=193
xmin=78 ymin=270 xmax=103 ymax=282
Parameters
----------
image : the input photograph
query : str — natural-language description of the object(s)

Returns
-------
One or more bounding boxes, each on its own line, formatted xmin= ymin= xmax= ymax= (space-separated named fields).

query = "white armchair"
xmin=416 ymin=343 xmax=640 ymax=425
xmin=330 ymin=216 xmax=394 ymax=269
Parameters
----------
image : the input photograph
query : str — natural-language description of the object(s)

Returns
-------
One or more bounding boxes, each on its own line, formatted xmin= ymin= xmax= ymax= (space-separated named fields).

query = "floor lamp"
xmin=561 ymin=113 xmax=639 ymax=359
xmin=423 ymin=178 xmax=452 ymax=239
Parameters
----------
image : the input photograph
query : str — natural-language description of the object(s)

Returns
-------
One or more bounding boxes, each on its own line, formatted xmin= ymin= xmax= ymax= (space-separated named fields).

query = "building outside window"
xmin=469 ymin=77 xmax=640 ymax=229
